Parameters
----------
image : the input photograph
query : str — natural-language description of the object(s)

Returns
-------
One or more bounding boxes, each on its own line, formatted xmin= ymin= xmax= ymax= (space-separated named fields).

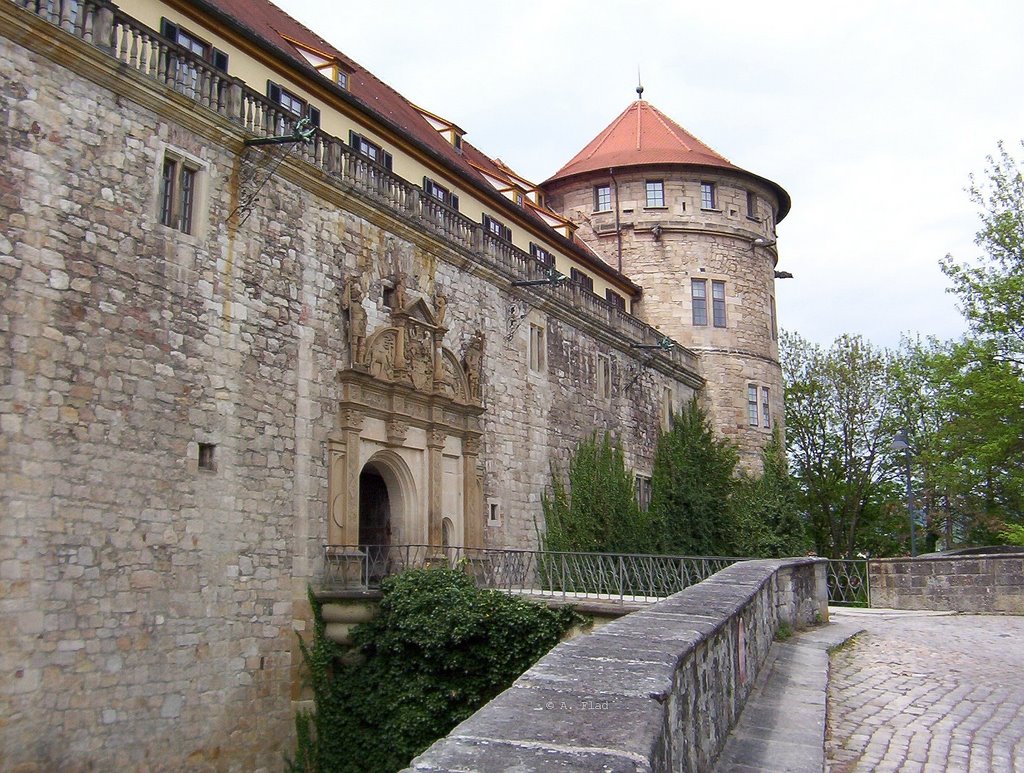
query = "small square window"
xmin=645 ymin=180 xmax=665 ymax=208
xmin=594 ymin=185 xmax=611 ymax=212
xmin=701 ymin=182 xmax=717 ymax=210
xmin=198 ymin=443 xmax=216 ymax=471
xmin=712 ymin=280 xmax=726 ymax=328
xmin=691 ymin=279 xmax=708 ymax=326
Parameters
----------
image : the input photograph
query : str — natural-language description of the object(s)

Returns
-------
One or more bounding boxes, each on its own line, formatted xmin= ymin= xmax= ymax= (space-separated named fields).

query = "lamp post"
xmin=891 ymin=430 xmax=915 ymax=557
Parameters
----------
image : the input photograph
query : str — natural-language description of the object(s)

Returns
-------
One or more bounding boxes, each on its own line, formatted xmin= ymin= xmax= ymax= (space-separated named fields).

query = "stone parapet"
xmin=403 ymin=558 xmax=828 ymax=772
xmin=869 ymin=554 xmax=1024 ymax=614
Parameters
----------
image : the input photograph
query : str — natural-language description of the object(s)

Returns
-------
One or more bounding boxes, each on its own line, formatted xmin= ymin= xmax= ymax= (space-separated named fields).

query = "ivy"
xmin=290 ymin=568 xmax=584 ymax=773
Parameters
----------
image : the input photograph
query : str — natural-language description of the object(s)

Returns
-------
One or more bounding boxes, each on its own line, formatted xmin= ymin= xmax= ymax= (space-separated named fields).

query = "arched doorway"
xmin=359 ymin=464 xmax=391 ymax=583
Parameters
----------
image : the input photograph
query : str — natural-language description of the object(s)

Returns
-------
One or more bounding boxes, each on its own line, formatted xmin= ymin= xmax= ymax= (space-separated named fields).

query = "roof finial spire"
xmin=636 ymin=67 xmax=644 ymax=100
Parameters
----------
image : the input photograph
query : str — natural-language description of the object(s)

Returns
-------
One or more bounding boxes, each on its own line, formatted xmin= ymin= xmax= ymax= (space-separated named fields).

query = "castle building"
xmin=0 ymin=0 xmax=788 ymax=768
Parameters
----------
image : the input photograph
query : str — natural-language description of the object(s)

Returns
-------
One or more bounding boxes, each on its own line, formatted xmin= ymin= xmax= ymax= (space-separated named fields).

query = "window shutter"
xmin=212 ymin=48 xmax=228 ymax=72
xmin=349 ymin=130 xmax=361 ymax=150
xmin=383 ymin=152 xmax=393 ymax=171
xmin=267 ymin=81 xmax=281 ymax=104
xmin=307 ymin=106 xmax=321 ymax=127
xmin=502 ymin=224 xmax=512 ymax=241
xmin=450 ymin=193 xmax=459 ymax=211
xmin=160 ymin=18 xmax=178 ymax=41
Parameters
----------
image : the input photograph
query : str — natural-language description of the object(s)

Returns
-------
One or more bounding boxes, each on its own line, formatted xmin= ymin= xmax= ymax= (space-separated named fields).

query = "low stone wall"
xmin=403 ymin=558 xmax=828 ymax=772
xmin=870 ymin=554 xmax=1024 ymax=614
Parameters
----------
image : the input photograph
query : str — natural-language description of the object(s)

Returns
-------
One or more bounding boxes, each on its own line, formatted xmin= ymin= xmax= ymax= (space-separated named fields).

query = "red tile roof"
xmin=545 ymin=100 xmax=790 ymax=220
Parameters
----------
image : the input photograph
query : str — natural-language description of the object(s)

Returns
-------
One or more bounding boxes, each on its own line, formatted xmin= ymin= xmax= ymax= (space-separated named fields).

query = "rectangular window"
xmin=268 ymin=81 xmax=321 ymax=129
xmin=483 ymin=214 xmax=512 ymax=241
xmin=701 ymin=182 xmax=717 ymax=210
xmin=597 ymin=354 xmax=611 ymax=399
xmin=198 ymin=443 xmax=216 ymax=471
xmin=530 ymin=242 xmax=554 ymax=267
xmin=635 ymin=475 xmax=652 ymax=512
xmin=645 ymin=180 xmax=665 ymax=208
xmin=423 ymin=177 xmax=459 ymax=210
xmin=570 ymin=268 xmax=594 ymax=292
xmin=594 ymin=184 xmax=611 ymax=212
xmin=159 ymin=155 xmax=199 ymax=235
xmin=712 ymin=280 xmax=726 ymax=328
xmin=746 ymin=189 xmax=757 ymax=219
xmin=349 ymin=131 xmax=393 ymax=170
xmin=762 ymin=387 xmax=771 ymax=428
xmin=747 ymin=385 xmax=759 ymax=426
xmin=529 ymin=324 xmax=545 ymax=372
xmin=161 ymin=19 xmax=229 ymax=72
xmin=662 ymin=387 xmax=674 ymax=430
xmin=691 ymin=279 xmax=708 ymax=326
xmin=769 ymin=296 xmax=778 ymax=341
xmin=605 ymin=289 xmax=626 ymax=311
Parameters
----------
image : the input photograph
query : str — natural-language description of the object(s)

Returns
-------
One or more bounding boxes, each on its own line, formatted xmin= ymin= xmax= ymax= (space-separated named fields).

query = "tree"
xmin=731 ymin=431 xmax=810 ymax=558
xmin=649 ymin=398 xmax=738 ymax=556
xmin=782 ymin=332 xmax=904 ymax=558
xmin=540 ymin=433 xmax=650 ymax=553
xmin=940 ymin=140 xmax=1024 ymax=367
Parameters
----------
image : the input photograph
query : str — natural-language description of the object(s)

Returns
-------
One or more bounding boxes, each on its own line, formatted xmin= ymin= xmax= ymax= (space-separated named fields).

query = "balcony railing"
xmin=12 ymin=0 xmax=702 ymax=377
xmin=323 ymin=544 xmax=745 ymax=603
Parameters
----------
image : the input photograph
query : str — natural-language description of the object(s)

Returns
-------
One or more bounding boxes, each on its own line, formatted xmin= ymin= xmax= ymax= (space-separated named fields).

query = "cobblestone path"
xmin=826 ymin=611 xmax=1024 ymax=772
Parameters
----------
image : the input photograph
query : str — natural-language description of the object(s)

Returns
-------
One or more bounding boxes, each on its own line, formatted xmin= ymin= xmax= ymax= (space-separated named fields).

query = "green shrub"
xmin=291 ymin=568 xmax=584 ymax=773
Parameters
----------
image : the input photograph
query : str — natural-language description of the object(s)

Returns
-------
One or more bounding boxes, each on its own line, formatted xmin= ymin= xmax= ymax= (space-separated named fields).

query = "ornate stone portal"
xmin=328 ymin=292 xmax=485 ymax=554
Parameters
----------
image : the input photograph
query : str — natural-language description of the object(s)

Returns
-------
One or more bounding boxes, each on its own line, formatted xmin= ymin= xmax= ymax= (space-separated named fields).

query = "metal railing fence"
xmin=323 ymin=545 xmax=745 ymax=602
xmin=827 ymin=559 xmax=870 ymax=606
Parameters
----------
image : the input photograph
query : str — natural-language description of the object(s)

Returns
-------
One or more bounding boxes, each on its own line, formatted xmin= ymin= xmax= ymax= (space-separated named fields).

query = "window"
xmin=747 ymin=385 xmax=759 ymax=426
xmin=349 ymin=131 xmax=393 ymax=170
xmin=483 ymin=214 xmax=512 ymax=242
xmin=570 ymin=268 xmax=594 ymax=292
xmin=597 ymin=354 xmax=611 ymax=399
xmin=267 ymin=81 xmax=321 ymax=129
xmin=769 ymin=296 xmax=778 ymax=341
xmin=530 ymin=242 xmax=554 ymax=267
xmin=746 ymin=190 xmax=757 ymax=219
xmin=488 ymin=501 xmax=500 ymax=524
xmin=645 ymin=180 xmax=665 ymax=208
xmin=423 ymin=177 xmax=459 ymax=210
xmin=160 ymin=19 xmax=229 ymax=72
xmin=529 ymin=324 xmax=545 ymax=372
xmin=691 ymin=279 xmax=708 ymax=326
xmin=198 ymin=443 xmax=216 ymax=471
xmin=712 ymin=280 xmax=727 ymax=328
xmin=635 ymin=475 xmax=652 ymax=512
xmin=605 ymin=289 xmax=626 ymax=311
xmin=762 ymin=387 xmax=771 ymax=428
xmin=700 ymin=182 xmax=717 ymax=210
xmin=594 ymin=185 xmax=611 ymax=212
xmin=159 ymin=154 xmax=198 ymax=234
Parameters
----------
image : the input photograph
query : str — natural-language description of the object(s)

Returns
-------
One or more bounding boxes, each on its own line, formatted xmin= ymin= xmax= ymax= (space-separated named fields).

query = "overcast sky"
xmin=277 ymin=0 xmax=1024 ymax=349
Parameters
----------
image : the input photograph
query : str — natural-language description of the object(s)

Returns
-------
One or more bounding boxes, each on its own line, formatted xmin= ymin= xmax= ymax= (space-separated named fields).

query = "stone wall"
xmin=403 ymin=558 xmax=828 ymax=772
xmin=545 ymin=170 xmax=784 ymax=469
xmin=0 ymin=10 xmax=697 ymax=770
xmin=869 ymin=555 xmax=1024 ymax=614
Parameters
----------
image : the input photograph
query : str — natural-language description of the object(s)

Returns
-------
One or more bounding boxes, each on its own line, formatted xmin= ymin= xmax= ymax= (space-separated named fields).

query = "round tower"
xmin=542 ymin=99 xmax=791 ymax=467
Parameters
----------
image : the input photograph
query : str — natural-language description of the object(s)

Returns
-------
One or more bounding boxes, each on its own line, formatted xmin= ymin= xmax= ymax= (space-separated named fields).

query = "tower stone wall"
xmin=545 ymin=168 xmax=785 ymax=465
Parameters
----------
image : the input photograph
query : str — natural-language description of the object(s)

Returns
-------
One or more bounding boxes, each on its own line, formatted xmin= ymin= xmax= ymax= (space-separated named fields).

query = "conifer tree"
xmin=649 ymin=399 xmax=738 ymax=556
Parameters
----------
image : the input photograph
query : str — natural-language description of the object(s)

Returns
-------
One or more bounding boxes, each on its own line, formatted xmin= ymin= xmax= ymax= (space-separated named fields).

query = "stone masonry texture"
xmin=0 ymin=13 xmax=699 ymax=771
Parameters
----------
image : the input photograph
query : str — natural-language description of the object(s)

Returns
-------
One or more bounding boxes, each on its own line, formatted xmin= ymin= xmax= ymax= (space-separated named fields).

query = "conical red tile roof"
xmin=545 ymin=100 xmax=790 ymax=220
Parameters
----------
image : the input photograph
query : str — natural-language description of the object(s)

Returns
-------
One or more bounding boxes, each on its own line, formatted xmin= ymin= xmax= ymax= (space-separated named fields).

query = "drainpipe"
xmin=609 ymin=167 xmax=622 ymax=272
